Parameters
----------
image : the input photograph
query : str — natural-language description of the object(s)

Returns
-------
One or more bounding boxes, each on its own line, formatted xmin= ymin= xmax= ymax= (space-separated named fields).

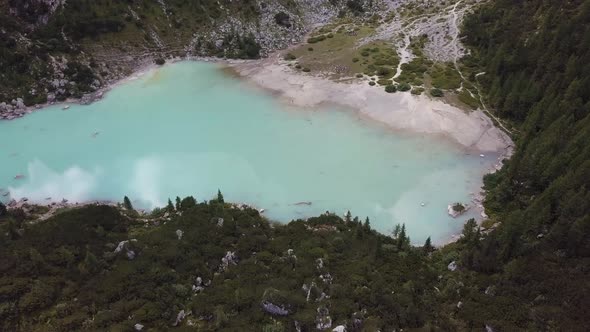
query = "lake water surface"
xmin=0 ymin=61 xmax=495 ymax=243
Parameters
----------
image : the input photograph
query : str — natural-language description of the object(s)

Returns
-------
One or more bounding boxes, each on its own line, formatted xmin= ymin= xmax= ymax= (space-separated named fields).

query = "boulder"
xmin=172 ymin=310 xmax=186 ymax=326
xmin=134 ymin=323 xmax=144 ymax=331
xmin=15 ymin=98 xmax=25 ymax=109
xmin=262 ymin=301 xmax=289 ymax=316
xmin=220 ymin=251 xmax=238 ymax=271
xmin=316 ymin=307 xmax=332 ymax=330
xmin=448 ymin=261 xmax=457 ymax=271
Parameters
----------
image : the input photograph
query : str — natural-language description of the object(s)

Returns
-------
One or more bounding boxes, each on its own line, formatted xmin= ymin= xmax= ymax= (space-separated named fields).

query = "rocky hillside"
xmin=0 ymin=0 xmax=384 ymax=119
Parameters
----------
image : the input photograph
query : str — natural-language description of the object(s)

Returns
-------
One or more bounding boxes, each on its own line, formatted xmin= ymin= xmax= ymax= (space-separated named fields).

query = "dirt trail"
xmin=448 ymin=0 xmax=514 ymax=136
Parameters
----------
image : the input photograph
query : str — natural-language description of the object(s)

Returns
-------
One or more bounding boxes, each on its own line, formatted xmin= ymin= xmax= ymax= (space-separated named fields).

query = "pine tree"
xmin=423 ymin=236 xmax=434 ymax=253
xmin=79 ymin=250 xmax=101 ymax=275
xmin=180 ymin=196 xmax=197 ymax=211
xmin=363 ymin=217 xmax=371 ymax=231
xmin=0 ymin=202 xmax=6 ymax=217
xmin=175 ymin=196 xmax=181 ymax=210
xmin=398 ymin=224 xmax=407 ymax=250
xmin=393 ymin=224 xmax=401 ymax=238
xmin=217 ymin=189 xmax=224 ymax=203
xmin=167 ymin=198 xmax=175 ymax=212
xmin=123 ymin=196 xmax=133 ymax=210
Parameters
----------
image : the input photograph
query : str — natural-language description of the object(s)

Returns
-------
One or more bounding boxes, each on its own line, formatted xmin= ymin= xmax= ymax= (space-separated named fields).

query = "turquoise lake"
xmin=0 ymin=61 xmax=495 ymax=243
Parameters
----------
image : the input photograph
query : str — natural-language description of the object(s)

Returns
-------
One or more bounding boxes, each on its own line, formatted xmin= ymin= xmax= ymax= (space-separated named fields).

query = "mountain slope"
xmin=0 ymin=0 xmax=344 ymax=112
xmin=448 ymin=0 xmax=590 ymax=329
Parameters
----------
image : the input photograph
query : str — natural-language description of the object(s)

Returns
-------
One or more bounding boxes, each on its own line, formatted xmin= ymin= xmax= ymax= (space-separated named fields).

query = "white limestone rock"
xmin=448 ymin=261 xmax=457 ymax=271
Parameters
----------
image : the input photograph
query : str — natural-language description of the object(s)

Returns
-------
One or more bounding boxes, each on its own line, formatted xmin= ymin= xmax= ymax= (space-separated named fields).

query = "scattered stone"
xmin=172 ymin=310 xmax=186 ymax=326
xmin=220 ymin=251 xmax=238 ymax=271
xmin=316 ymin=258 xmax=324 ymax=270
xmin=316 ymin=306 xmax=332 ymax=330
xmin=448 ymin=261 xmax=457 ymax=271
xmin=176 ymin=229 xmax=183 ymax=240
xmin=262 ymin=301 xmax=289 ymax=316
xmin=134 ymin=323 xmax=144 ymax=331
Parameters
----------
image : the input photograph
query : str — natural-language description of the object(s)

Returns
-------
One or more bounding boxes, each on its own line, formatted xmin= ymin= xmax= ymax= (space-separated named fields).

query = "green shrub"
xmin=352 ymin=57 xmax=359 ymax=63
xmin=452 ymin=203 xmax=465 ymax=212
xmin=369 ymin=81 xmax=376 ymax=86
xmin=356 ymin=73 xmax=363 ymax=78
xmin=307 ymin=35 xmax=326 ymax=43
xmin=376 ymin=67 xmax=392 ymax=77
xmin=398 ymin=82 xmax=411 ymax=91
xmin=302 ymin=67 xmax=311 ymax=72
xmin=283 ymin=53 xmax=297 ymax=61
xmin=377 ymin=79 xmax=391 ymax=86
xmin=274 ymin=12 xmax=291 ymax=27
xmin=295 ymin=64 xmax=302 ymax=69
xmin=308 ymin=47 xmax=314 ymax=51
xmin=411 ymin=87 xmax=425 ymax=95
xmin=385 ymin=85 xmax=397 ymax=93
xmin=430 ymin=88 xmax=444 ymax=97
xmin=458 ymin=90 xmax=480 ymax=109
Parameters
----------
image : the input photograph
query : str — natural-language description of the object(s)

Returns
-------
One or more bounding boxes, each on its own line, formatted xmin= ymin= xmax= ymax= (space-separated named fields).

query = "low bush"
xmin=398 ymin=82 xmax=411 ymax=91
xmin=411 ymin=87 xmax=425 ymax=95
xmin=430 ymin=88 xmax=444 ymax=97
xmin=385 ymin=85 xmax=397 ymax=93
xmin=283 ymin=53 xmax=297 ymax=61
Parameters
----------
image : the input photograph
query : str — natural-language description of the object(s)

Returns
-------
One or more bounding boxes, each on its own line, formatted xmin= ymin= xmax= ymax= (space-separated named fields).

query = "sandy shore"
xmin=229 ymin=55 xmax=513 ymax=156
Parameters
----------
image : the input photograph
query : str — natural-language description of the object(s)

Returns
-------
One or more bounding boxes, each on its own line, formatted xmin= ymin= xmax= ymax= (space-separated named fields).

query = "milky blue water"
xmin=0 ymin=61 xmax=495 ymax=243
